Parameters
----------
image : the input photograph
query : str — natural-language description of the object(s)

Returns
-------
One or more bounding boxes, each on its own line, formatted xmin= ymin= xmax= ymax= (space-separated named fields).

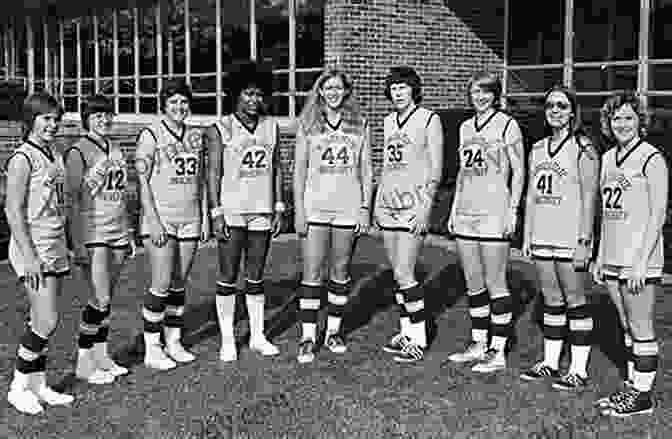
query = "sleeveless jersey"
xmin=375 ymin=107 xmax=436 ymax=212
xmin=600 ymin=139 xmax=665 ymax=269
xmin=141 ymin=119 xmax=204 ymax=223
xmin=9 ymin=141 xmax=66 ymax=242
xmin=454 ymin=111 xmax=517 ymax=226
xmin=67 ymin=136 xmax=128 ymax=234
xmin=216 ymin=114 xmax=277 ymax=214
xmin=528 ymin=134 xmax=584 ymax=248
xmin=303 ymin=118 xmax=368 ymax=217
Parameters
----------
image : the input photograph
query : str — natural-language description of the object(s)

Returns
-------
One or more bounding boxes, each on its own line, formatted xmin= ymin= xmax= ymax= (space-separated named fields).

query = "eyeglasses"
xmin=544 ymin=101 xmax=571 ymax=111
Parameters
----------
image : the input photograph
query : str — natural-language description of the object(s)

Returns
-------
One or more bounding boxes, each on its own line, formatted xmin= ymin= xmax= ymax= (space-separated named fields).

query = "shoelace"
xmin=530 ymin=362 xmax=553 ymax=376
xmin=611 ymin=389 xmax=640 ymax=412
xmin=391 ymin=334 xmax=410 ymax=347
xmin=401 ymin=342 xmax=423 ymax=360
xmin=562 ymin=373 xmax=584 ymax=387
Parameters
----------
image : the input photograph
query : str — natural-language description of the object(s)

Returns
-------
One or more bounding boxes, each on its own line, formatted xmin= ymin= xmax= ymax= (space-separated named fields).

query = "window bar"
xmin=216 ymin=0 xmax=223 ymax=117
xmin=502 ymin=0 xmax=509 ymax=108
xmin=133 ymin=7 xmax=140 ymax=113
xmin=113 ymin=10 xmax=120 ymax=113
xmin=289 ymin=0 xmax=296 ymax=118
xmin=76 ymin=19 xmax=82 ymax=111
xmin=43 ymin=19 xmax=50 ymax=94
xmin=250 ymin=0 xmax=257 ymax=61
xmin=184 ymin=0 xmax=191 ymax=85
xmin=59 ymin=21 xmax=65 ymax=100
xmin=167 ymin=4 xmax=174 ymax=78
xmin=563 ymin=0 xmax=573 ymax=87
xmin=156 ymin=0 xmax=164 ymax=112
xmin=26 ymin=16 xmax=35 ymax=94
xmin=3 ymin=24 xmax=8 ymax=79
xmin=639 ymin=0 xmax=650 ymax=105
xmin=93 ymin=15 xmax=100 ymax=93
xmin=11 ymin=18 xmax=17 ymax=77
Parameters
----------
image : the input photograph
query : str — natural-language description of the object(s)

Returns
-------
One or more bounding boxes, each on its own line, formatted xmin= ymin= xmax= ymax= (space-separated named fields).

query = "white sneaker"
xmin=144 ymin=345 xmax=177 ymax=370
xmin=164 ymin=328 xmax=196 ymax=363
xmin=33 ymin=385 xmax=74 ymax=406
xmin=165 ymin=342 xmax=196 ymax=363
xmin=93 ymin=343 xmax=129 ymax=377
xmin=7 ymin=387 xmax=44 ymax=415
xmin=219 ymin=344 xmax=238 ymax=362
xmin=249 ymin=338 xmax=280 ymax=356
xmin=76 ymin=349 xmax=116 ymax=384
xmin=471 ymin=348 xmax=506 ymax=373
xmin=447 ymin=341 xmax=487 ymax=363
xmin=297 ymin=339 xmax=316 ymax=364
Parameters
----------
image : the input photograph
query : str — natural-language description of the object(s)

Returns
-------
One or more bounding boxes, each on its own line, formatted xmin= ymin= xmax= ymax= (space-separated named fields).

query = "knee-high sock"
xmin=298 ymin=282 xmax=322 ymax=341
xmin=567 ymin=304 xmax=593 ymax=377
xmin=467 ymin=288 xmax=490 ymax=344
xmin=541 ymin=303 xmax=567 ymax=370
xmin=326 ymin=278 xmax=351 ymax=335
xmin=490 ymin=290 xmax=513 ymax=352
xmin=632 ymin=338 xmax=659 ymax=394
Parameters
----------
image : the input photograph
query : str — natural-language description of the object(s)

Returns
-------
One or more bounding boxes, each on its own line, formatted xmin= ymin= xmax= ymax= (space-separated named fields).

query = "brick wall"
xmin=324 ymin=0 xmax=505 ymax=176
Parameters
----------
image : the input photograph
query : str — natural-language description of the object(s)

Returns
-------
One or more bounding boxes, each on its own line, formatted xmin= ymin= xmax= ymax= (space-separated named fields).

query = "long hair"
xmin=22 ymin=92 xmax=64 ymax=140
xmin=543 ymin=84 xmax=584 ymax=136
xmin=599 ymin=90 xmax=650 ymax=142
xmin=298 ymin=68 xmax=364 ymax=135
xmin=466 ymin=70 xmax=502 ymax=110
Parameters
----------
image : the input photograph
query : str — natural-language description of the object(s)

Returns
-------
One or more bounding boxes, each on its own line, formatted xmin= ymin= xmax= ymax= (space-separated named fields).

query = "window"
xmin=4 ymin=0 xmax=324 ymax=118
xmin=573 ymin=0 xmax=639 ymax=62
xmin=507 ymin=0 xmax=564 ymax=66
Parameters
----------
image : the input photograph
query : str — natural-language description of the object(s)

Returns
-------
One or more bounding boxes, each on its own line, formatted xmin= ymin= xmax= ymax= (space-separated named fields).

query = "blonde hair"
xmin=298 ymin=68 xmax=365 ymax=135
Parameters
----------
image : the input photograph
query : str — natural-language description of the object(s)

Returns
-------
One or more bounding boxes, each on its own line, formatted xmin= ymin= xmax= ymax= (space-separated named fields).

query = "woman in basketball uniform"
xmin=136 ymin=79 xmax=208 ymax=370
xmin=5 ymin=93 xmax=75 ymax=414
xmin=447 ymin=71 xmax=525 ymax=373
xmin=293 ymin=68 xmax=372 ymax=363
xmin=207 ymin=61 xmax=283 ymax=362
xmin=374 ymin=66 xmax=443 ymax=363
xmin=593 ymin=91 xmax=667 ymax=417
xmin=65 ymin=95 xmax=133 ymax=384
xmin=519 ymin=86 xmax=598 ymax=391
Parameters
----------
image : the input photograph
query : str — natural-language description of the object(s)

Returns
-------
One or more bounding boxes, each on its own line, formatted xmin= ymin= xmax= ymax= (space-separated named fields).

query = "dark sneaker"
xmin=324 ymin=333 xmax=347 ymax=354
xmin=605 ymin=390 xmax=654 ymax=417
xmin=520 ymin=362 xmax=560 ymax=381
xmin=297 ymin=339 xmax=316 ymax=364
xmin=393 ymin=341 xmax=425 ymax=363
xmin=552 ymin=373 xmax=589 ymax=391
xmin=595 ymin=381 xmax=635 ymax=409
xmin=382 ymin=333 xmax=410 ymax=355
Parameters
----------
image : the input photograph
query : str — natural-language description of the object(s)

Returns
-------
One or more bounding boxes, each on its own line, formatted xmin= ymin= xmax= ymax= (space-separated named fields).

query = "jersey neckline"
xmin=396 ymin=105 xmax=419 ymax=130
xmin=474 ymin=109 xmax=499 ymax=133
xmin=25 ymin=139 xmax=55 ymax=163
xmin=615 ymin=137 xmax=644 ymax=168
xmin=233 ymin=112 xmax=259 ymax=135
xmin=161 ymin=119 xmax=186 ymax=143
xmin=85 ymin=134 xmax=110 ymax=155
xmin=546 ymin=132 xmax=572 ymax=159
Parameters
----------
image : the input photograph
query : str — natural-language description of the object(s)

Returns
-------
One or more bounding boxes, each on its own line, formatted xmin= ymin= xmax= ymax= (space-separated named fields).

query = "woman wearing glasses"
xmin=520 ymin=85 xmax=599 ymax=391
xmin=65 ymin=95 xmax=135 ymax=385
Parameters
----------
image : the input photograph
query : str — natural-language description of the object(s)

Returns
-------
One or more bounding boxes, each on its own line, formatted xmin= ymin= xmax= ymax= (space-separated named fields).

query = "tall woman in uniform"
xmin=293 ymin=68 xmax=372 ymax=363
xmin=207 ymin=62 xmax=283 ymax=362
xmin=5 ymin=93 xmax=75 ymax=414
xmin=447 ymin=71 xmax=525 ymax=372
xmin=593 ymin=91 xmax=667 ymax=417
xmin=374 ymin=66 xmax=443 ymax=363
xmin=136 ymin=79 xmax=208 ymax=370
xmin=65 ymin=95 xmax=134 ymax=384
xmin=519 ymin=86 xmax=598 ymax=390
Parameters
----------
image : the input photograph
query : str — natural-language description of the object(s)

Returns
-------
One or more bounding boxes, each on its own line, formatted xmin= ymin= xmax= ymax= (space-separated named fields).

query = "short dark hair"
xmin=225 ymin=61 xmax=274 ymax=113
xmin=384 ymin=66 xmax=422 ymax=104
xmin=81 ymin=94 xmax=114 ymax=131
xmin=160 ymin=79 xmax=193 ymax=109
xmin=22 ymin=92 xmax=63 ymax=140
